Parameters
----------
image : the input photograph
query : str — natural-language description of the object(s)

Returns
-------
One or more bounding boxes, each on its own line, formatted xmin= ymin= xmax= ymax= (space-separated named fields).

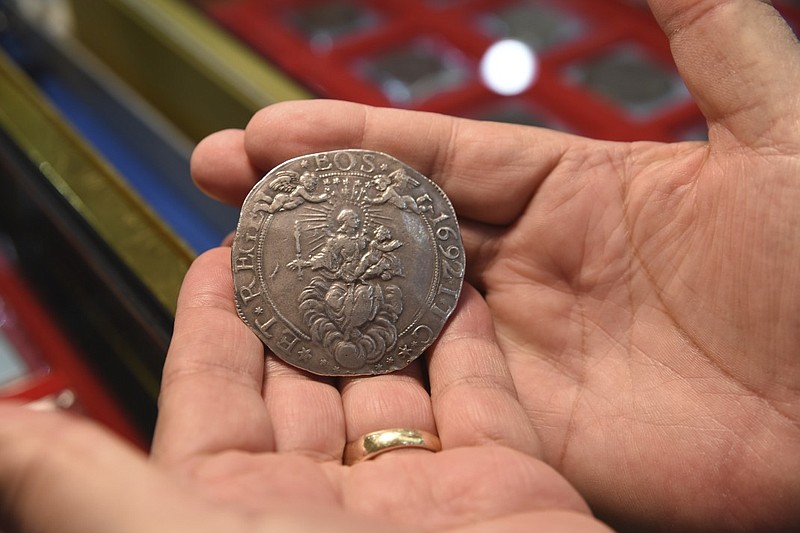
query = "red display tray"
xmin=0 ymin=251 xmax=145 ymax=448
xmin=195 ymin=0 xmax=799 ymax=141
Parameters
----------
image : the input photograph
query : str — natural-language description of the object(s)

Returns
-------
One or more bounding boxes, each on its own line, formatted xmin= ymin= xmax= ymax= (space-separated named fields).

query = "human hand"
xmin=191 ymin=1 xmax=800 ymax=530
xmin=0 ymin=250 xmax=609 ymax=532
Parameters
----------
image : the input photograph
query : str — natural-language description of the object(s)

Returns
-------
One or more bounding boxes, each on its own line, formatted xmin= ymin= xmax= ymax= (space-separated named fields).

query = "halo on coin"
xmin=231 ymin=149 xmax=464 ymax=376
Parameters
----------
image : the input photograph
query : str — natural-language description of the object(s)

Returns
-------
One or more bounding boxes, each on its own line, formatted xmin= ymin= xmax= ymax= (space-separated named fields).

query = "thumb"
xmin=648 ymin=0 xmax=800 ymax=150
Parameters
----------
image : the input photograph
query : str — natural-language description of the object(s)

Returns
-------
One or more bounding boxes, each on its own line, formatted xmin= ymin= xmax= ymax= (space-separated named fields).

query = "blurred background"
xmin=1 ymin=0 xmax=798 ymax=447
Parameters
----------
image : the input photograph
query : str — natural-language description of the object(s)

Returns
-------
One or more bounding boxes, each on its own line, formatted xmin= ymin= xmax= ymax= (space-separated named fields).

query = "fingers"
xmin=191 ymin=128 xmax=261 ymax=205
xmin=194 ymin=99 xmax=572 ymax=225
xmin=153 ymin=247 xmax=273 ymax=462
xmin=428 ymin=285 xmax=541 ymax=457
xmin=648 ymin=0 xmax=800 ymax=150
xmin=340 ymin=361 xmax=436 ymax=453
xmin=263 ymin=357 xmax=345 ymax=461
xmin=0 ymin=406 xmax=236 ymax=533
xmin=154 ymin=247 xmax=347 ymax=464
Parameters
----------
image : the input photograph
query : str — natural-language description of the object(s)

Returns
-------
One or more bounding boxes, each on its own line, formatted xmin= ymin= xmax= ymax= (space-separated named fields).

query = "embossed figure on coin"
xmin=254 ymin=170 xmax=329 ymax=213
xmin=289 ymin=209 xmax=404 ymax=369
xmin=232 ymin=149 xmax=464 ymax=376
xmin=368 ymin=169 xmax=432 ymax=214
xmin=359 ymin=225 xmax=403 ymax=281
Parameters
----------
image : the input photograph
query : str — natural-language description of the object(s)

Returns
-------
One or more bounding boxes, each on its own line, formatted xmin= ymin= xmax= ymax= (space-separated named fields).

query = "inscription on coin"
xmin=232 ymin=150 xmax=464 ymax=376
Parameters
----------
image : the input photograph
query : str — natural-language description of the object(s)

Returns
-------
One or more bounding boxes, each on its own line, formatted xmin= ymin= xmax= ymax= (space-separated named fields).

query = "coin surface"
xmin=232 ymin=149 xmax=464 ymax=376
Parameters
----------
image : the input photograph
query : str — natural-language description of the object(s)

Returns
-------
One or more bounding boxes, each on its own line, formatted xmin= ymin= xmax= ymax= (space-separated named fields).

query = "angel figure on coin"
xmin=254 ymin=170 xmax=329 ymax=213
xmin=356 ymin=225 xmax=404 ymax=281
xmin=368 ymin=168 xmax=431 ymax=214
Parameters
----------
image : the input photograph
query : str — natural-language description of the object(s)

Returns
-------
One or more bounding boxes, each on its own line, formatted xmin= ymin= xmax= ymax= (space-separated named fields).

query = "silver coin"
xmin=232 ymin=149 xmax=464 ymax=376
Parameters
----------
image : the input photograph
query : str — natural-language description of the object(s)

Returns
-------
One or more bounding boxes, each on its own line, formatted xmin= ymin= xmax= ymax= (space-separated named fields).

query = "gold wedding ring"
xmin=343 ymin=428 xmax=442 ymax=465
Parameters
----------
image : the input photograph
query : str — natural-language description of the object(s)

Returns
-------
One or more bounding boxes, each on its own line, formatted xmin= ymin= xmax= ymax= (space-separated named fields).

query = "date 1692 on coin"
xmin=232 ymin=150 xmax=465 ymax=376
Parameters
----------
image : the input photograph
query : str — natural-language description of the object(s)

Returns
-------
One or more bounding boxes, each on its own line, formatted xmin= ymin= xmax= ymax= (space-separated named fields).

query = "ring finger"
xmin=340 ymin=359 xmax=436 ymax=464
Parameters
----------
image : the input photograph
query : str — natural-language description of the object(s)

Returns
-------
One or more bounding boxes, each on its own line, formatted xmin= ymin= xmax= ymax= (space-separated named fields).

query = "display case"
xmin=0 ymin=250 xmax=144 ymax=447
xmin=196 ymin=0 xmax=799 ymax=141
xmin=196 ymin=0 xmax=691 ymax=141
xmin=1 ymin=0 xmax=798 ymax=441
xmin=0 ymin=0 xmax=308 ymax=438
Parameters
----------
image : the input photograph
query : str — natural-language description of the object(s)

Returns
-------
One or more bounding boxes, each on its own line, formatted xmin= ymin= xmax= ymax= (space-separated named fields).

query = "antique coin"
xmin=232 ymin=149 xmax=464 ymax=376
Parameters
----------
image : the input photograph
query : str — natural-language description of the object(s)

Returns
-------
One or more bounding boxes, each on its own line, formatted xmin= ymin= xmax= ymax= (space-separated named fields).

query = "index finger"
xmin=152 ymin=248 xmax=348 ymax=465
xmin=151 ymin=247 xmax=273 ymax=464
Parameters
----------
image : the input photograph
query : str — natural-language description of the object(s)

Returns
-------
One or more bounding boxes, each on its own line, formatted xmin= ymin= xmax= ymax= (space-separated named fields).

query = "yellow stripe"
xmin=69 ymin=0 xmax=311 ymax=142
xmin=0 ymin=49 xmax=194 ymax=315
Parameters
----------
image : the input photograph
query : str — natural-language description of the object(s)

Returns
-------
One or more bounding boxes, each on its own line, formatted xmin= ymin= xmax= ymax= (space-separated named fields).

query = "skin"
xmin=1 ymin=1 xmax=799 ymax=531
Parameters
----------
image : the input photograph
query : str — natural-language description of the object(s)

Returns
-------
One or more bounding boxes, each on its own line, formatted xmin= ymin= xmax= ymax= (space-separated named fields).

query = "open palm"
xmin=0 ymin=255 xmax=608 ymax=533
xmin=2 ymin=1 xmax=799 ymax=532
xmin=188 ymin=1 xmax=800 ymax=530
xmin=148 ymin=250 xmax=607 ymax=532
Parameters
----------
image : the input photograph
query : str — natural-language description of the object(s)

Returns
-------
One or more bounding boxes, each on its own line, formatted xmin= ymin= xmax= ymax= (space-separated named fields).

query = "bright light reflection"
xmin=480 ymin=39 xmax=538 ymax=96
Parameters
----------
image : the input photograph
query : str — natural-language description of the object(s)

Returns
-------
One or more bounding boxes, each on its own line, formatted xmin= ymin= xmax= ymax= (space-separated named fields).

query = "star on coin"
xmin=254 ymin=306 xmax=264 ymax=315
xmin=298 ymin=346 xmax=312 ymax=361
xmin=398 ymin=345 xmax=412 ymax=358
